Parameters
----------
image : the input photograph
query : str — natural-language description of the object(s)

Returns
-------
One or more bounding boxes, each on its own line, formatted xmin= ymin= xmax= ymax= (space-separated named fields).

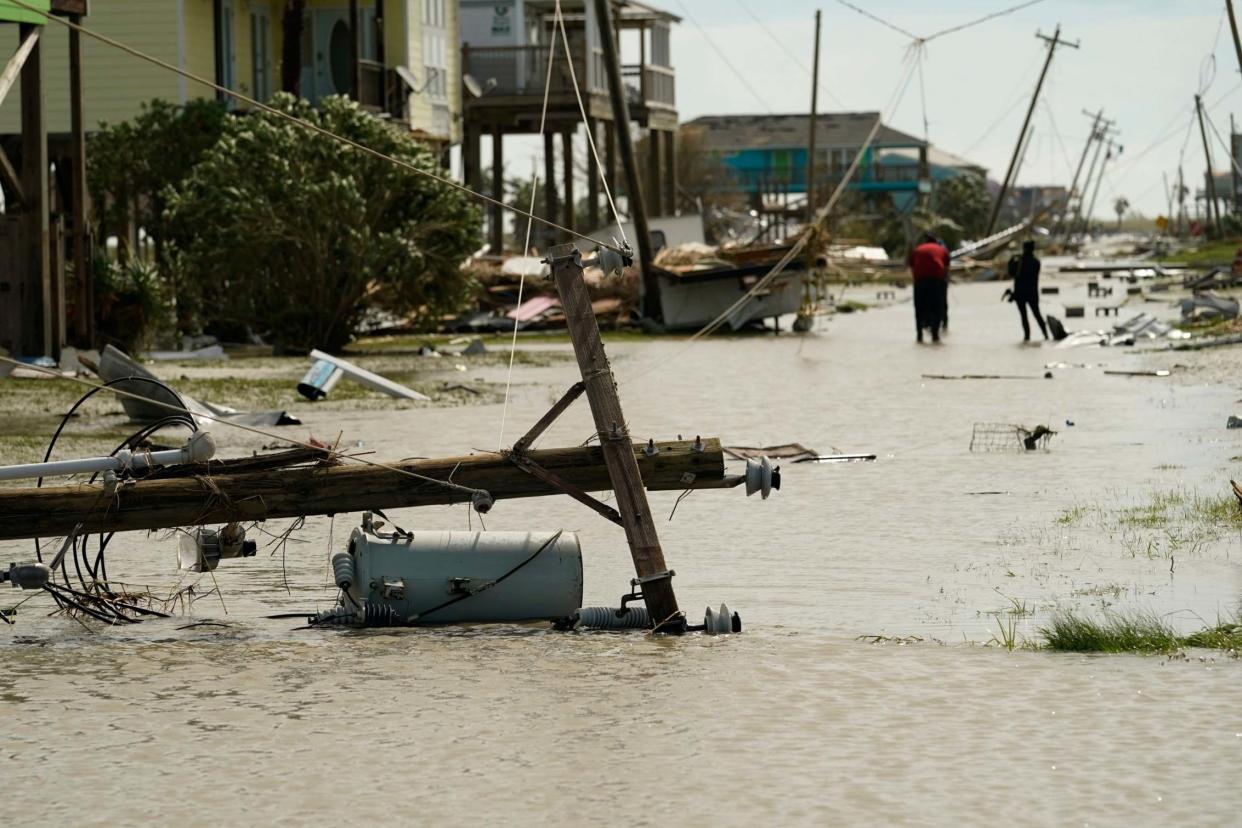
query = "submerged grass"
xmin=1040 ymin=611 xmax=1242 ymax=654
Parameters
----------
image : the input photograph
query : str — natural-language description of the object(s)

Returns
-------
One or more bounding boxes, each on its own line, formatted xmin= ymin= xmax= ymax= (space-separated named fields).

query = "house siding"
xmin=0 ymin=0 xmax=182 ymax=134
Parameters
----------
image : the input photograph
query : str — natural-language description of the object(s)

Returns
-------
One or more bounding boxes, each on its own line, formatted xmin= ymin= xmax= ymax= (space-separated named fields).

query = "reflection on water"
xmin=2 ymin=282 xmax=1240 ymax=824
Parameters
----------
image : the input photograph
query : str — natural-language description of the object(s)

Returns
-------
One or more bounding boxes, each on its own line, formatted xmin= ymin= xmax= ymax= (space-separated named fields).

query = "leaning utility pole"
xmin=1084 ymin=138 xmax=1118 ymax=232
xmin=546 ymin=243 xmax=682 ymax=630
xmin=593 ymin=0 xmax=661 ymax=321
xmin=1053 ymin=109 xmax=1102 ymax=236
xmin=805 ymin=9 xmax=822 ymax=222
xmin=1232 ymin=113 xmax=1240 ymax=213
xmin=1195 ymin=93 xmax=1223 ymax=236
xmin=1228 ymin=0 xmax=1242 ymax=82
xmin=1072 ymin=121 xmax=1111 ymax=235
xmin=985 ymin=24 xmax=1079 ymax=236
xmin=1177 ymin=165 xmax=1186 ymax=236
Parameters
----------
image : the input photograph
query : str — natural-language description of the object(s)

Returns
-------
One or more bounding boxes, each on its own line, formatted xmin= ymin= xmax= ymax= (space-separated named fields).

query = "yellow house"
xmin=0 ymin=0 xmax=461 ymax=146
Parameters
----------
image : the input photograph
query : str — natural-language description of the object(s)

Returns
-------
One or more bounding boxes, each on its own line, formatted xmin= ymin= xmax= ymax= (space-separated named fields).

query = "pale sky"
xmin=667 ymin=0 xmax=1242 ymax=219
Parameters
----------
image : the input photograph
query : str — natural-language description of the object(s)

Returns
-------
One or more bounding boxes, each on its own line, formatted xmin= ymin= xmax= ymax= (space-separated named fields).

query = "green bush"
xmin=166 ymin=94 xmax=481 ymax=352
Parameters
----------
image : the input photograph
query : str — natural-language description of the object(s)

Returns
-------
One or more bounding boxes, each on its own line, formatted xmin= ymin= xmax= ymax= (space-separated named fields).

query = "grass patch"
xmin=1040 ymin=611 xmax=1242 ymax=654
xmin=1055 ymin=504 xmax=1089 ymax=526
xmin=1159 ymin=237 xmax=1242 ymax=266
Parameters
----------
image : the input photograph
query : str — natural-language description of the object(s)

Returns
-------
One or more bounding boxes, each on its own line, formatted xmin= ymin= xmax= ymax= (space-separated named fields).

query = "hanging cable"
xmin=731 ymin=0 xmax=849 ymax=109
xmin=4 ymin=0 xmax=623 ymax=255
xmin=497 ymin=13 xmax=560 ymax=452
xmin=834 ymin=0 xmax=918 ymax=41
xmin=922 ymin=0 xmax=1047 ymax=43
xmin=669 ymin=0 xmax=773 ymax=114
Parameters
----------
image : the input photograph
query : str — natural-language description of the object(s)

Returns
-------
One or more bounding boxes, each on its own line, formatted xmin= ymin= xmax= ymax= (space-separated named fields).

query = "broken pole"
xmin=593 ymin=0 xmax=661 ymax=321
xmin=546 ymin=242 xmax=681 ymax=629
xmin=0 ymin=438 xmax=730 ymax=541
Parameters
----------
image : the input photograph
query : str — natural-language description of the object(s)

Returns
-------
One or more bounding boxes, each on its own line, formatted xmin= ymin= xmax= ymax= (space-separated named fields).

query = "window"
xmin=422 ymin=0 xmax=448 ymax=100
xmin=250 ymin=6 xmax=272 ymax=102
xmin=217 ymin=0 xmax=237 ymax=103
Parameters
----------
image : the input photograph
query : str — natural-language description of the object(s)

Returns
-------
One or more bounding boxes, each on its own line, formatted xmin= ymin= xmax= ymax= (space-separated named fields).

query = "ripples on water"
xmin=2 ymin=283 xmax=1240 ymax=825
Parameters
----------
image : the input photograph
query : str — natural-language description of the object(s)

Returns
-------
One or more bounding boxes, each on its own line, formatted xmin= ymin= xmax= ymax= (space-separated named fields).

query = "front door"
xmin=313 ymin=8 xmax=353 ymax=101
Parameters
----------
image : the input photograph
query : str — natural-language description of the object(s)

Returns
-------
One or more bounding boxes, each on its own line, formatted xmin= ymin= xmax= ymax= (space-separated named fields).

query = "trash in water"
xmin=1180 ymin=292 xmax=1239 ymax=321
xmin=970 ymin=422 xmax=1056 ymax=452
xmin=463 ymin=338 xmax=488 ymax=356
xmin=1103 ymin=369 xmax=1171 ymax=377
xmin=1228 ymin=415 xmax=1242 ymax=429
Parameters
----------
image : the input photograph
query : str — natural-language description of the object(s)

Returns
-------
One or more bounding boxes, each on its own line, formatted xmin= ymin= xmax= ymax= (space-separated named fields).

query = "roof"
xmin=684 ymin=113 xmax=926 ymax=152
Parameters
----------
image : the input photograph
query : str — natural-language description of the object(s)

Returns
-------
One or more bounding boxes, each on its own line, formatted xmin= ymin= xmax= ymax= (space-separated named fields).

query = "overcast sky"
xmin=666 ymin=0 xmax=1242 ymax=219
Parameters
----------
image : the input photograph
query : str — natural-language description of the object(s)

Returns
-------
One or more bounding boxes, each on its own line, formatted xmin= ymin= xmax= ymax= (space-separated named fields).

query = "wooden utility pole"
xmin=805 ymin=9 xmax=821 ymax=222
xmin=19 ymin=20 xmax=51 ymax=357
xmin=1053 ymin=109 xmax=1102 ymax=236
xmin=1232 ymin=113 xmax=1240 ymax=213
xmin=68 ymin=13 xmax=91 ymax=346
xmin=1228 ymin=0 xmax=1242 ymax=82
xmin=593 ymin=0 xmax=661 ymax=321
xmin=985 ymin=25 xmax=1079 ymax=235
xmin=1084 ymin=138 xmax=1117 ymax=232
xmin=1177 ymin=165 xmax=1186 ymax=235
xmin=547 ymin=243 xmax=681 ymax=629
xmin=0 ymin=438 xmax=729 ymax=541
xmin=1195 ymin=93 xmax=1223 ymax=235
xmin=1072 ymin=122 xmax=1110 ymax=235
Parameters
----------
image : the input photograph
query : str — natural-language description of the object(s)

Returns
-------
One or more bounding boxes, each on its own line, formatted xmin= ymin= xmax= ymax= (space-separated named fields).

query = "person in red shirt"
xmin=907 ymin=233 xmax=949 ymax=343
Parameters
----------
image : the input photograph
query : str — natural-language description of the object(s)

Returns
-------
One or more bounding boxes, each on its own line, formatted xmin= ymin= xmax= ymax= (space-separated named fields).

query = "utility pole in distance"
xmin=1227 ymin=0 xmax=1242 ymax=81
xmin=985 ymin=24 xmax=1079 ymax=236
xmin=1195 ymin=93 xmax=1223 ymax=236
xmin=1053 ymin=109 xmax=1103 ymax=237
xmin=806 ymin=9 xmax=822 ymax=222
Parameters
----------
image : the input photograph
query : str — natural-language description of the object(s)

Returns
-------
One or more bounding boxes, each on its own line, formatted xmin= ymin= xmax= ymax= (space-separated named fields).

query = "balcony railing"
xmin=622 ymin=63 xmax=674 ymax=109
xmin=463 ymin=45 xmax=590 ymax=98
xmin=463 ymin=45 xmax=676 ymax=110
xmin=731 ymin=163 xmax=924 ymax=193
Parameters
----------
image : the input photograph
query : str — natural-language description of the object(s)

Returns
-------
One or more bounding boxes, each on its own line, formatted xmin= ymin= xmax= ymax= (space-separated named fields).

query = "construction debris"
xmin=1180 ymin=292 xmax=1239 ymax=321
xmin=98 ymin=344 xmax=300 ymax=426
xmin=303 ymin=349 xmax=430 ymax=401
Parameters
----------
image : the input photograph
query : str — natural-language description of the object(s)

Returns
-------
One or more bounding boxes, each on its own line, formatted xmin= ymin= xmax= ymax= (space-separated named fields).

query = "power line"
xmin=923 ymin=0 xmax=1047 ymax=43
xmin=9 ymin=0 xmax=619 ymax=253
xmin=671 ymin=0 xmax=773 ymax=114
xmin=732 ymin=0 xmax=848 ymax=108
xmin=834 ymin=0 xmax=918 ymax=41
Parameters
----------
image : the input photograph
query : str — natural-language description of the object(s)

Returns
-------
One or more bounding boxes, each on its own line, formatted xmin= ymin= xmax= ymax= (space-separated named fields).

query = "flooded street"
xmin=3 ymin=280 xmax=1241 ymax=825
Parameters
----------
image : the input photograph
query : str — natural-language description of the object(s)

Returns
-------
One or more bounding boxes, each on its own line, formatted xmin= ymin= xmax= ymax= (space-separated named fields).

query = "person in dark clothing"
xmin=1007 ymin=240 xmax=1048 ymax=341
xmin=908 ymin=232 xmax=949 ymax=343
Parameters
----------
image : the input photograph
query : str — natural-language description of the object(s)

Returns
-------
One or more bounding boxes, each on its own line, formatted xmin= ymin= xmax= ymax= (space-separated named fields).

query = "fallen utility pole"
xmin=985 ymin=24 xmax=1079 ymax=236
xmin=0 ymin=439 xmax=731 ymax=541
xmin=545 ymin=242 xmax=682 ymax=628
xmin=1072 ymin=119 xmax=1115 ymax=235
xmin=593 ymin=0 xmax=661 ymax=322
xmin=806 ymin=8 xmax=822 ymax=222
xmin=1195 ymin=93 xmax=1223 ymax=236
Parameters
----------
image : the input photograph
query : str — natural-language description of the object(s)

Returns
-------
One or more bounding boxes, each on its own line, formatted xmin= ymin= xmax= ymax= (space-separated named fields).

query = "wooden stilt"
xmin=561 ymin=129 xmax=575 ymax=237
xmin=491 ymin=126 xmax=504 ymax=254
xmin=68 ymin=16 xmax=92 ymax=345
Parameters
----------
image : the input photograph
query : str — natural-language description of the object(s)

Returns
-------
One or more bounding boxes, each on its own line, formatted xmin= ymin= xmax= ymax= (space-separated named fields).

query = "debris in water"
xmin=970 ymin=422 xmax=1056 ymax=453
xmin=1103 ymin=369 xmax=1171 ymax=377
xmin=305 ymin=349 xmax=430 ymax=401
xmin=1227 ymin=416 xmax=1242 ymax=429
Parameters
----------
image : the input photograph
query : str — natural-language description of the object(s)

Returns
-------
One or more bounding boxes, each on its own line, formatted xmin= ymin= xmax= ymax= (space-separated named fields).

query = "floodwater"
xmin=3 ymin=279 xmax=1241 ymax=825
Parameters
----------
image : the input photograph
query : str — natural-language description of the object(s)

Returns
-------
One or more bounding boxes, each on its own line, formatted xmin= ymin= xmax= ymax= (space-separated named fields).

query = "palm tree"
xmin=1113 ymin=196 xmax=1130 ymax=231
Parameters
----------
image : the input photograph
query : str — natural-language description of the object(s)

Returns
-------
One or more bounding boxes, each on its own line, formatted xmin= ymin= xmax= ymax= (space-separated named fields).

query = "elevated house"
xmin=0 ymin=0 xmax=461 ymax=357
xmin=0 ymin=0 xmax=462 ymax=145
xmin=681 ymin=112 xmax=986 ymax=223
xmin=460 ymin=0 xmax=679 ymax=252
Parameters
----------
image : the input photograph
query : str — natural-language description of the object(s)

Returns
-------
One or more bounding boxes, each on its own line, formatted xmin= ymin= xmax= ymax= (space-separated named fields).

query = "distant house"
xmin=681 ymin=112 xmax=986 ymax=211
xmin=0 ymin=0 xmax=461 ymax=146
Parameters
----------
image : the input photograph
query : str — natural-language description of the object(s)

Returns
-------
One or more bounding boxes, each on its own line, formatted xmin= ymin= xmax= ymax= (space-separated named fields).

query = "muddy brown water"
xmin=3 ymin=280 xmax=1241 ymax=825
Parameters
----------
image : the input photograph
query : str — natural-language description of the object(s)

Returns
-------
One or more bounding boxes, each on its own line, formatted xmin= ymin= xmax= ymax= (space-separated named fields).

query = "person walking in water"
xmin=908 ymin=232 xmax=949 ymax=343
xmin=1007 ymin=239 xmax=1048 ymax=341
